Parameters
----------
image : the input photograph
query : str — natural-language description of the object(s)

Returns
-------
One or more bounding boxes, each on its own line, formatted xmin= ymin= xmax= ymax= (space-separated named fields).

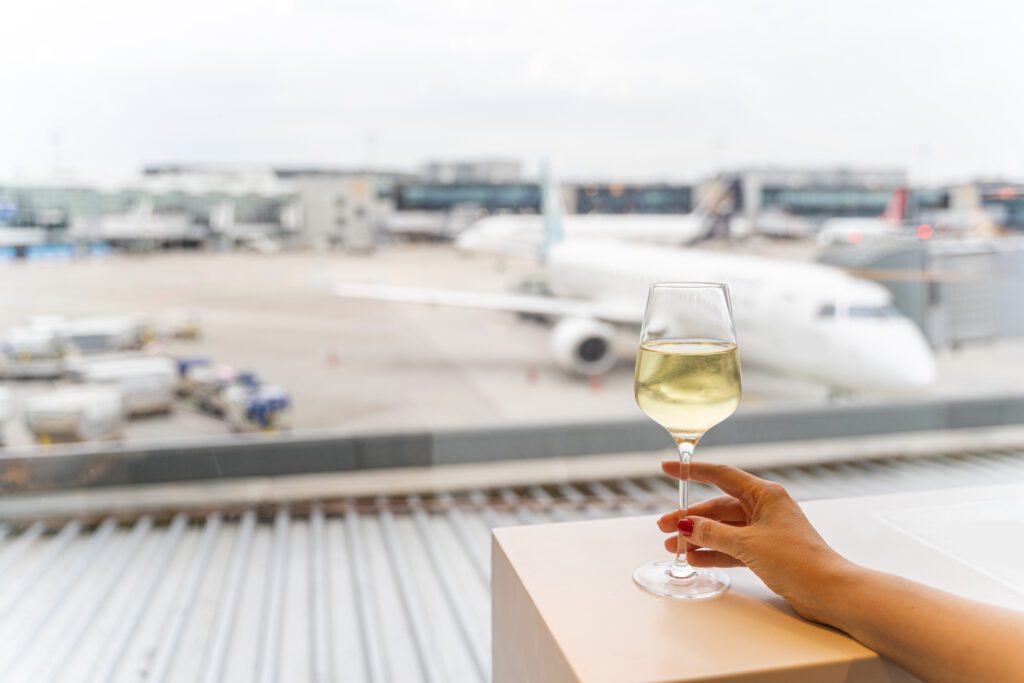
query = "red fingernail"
xmin=677 ymin=518 xmax=694 ymax=536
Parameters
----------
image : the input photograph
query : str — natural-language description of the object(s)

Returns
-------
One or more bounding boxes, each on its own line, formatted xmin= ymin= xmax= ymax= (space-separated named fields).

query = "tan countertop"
xmin=492 ymin=482 xmax=1024 ymax=683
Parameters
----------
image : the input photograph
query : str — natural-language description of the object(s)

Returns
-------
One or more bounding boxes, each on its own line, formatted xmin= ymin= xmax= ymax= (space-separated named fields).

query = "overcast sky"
xmin=2 ymin=0 xmax=1022 ymax=184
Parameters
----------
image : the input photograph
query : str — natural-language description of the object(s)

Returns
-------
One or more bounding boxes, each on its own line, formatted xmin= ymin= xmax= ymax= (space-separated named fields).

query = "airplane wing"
xmin=331 ymin=282 xmax=641 ymax=325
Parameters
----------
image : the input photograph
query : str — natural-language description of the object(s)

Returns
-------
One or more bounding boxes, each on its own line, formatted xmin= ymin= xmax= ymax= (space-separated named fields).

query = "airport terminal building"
xmin=948 ymin=180 xmax=1024 ymax=230
xmin=725 ymin=167 xmax=907 ymax=220
xmin=0 ymin=168 xmax=300 ymax=251
xmin=7 ymin=162 xmax=1024 ymax=254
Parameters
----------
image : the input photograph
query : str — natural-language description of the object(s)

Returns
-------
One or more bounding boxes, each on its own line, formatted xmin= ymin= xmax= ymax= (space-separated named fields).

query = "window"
xmin=574 ymin=184 xmax=692 ymax=214
xmin=3 ymin=4 xmax=1024 ymax=680
xmin=761 ymin=187 xmax=895 ymax=217
xmin=849 ymin=305 xmax=900 ymax=318
xmin=395 ymin=183 xmax=541 ymax=212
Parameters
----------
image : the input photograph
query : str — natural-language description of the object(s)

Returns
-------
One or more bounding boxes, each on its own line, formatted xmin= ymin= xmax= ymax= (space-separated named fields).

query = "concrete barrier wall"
xmin=3 ymin=394 xmax=1024 ymax=493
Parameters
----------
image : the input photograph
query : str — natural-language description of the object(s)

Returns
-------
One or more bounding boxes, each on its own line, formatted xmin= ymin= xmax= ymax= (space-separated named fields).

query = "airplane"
xmin=332 ymin=167 xmax=936 ymax=393
xmin=0 ymin=227 xmax=48 ymax=249
xmin=729 ymin=209 xmax=817 ymax=239
xmin=816 ymin=188 xmax=909 ymax=245
xmin=453 ymin=177 xmax=737 ymax=258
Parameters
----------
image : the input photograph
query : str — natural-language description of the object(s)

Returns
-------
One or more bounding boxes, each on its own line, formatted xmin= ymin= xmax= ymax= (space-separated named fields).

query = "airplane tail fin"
xmin=540 ymin=159 xmax=564 ymax=257
xmin=882 ymin=187 xmax=908 ymax=224
xmin=692 ymin=175 xmax=740 ymax=240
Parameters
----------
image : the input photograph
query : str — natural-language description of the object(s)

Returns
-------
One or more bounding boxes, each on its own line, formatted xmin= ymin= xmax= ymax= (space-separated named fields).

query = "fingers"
xmin=686 ymin=549 xmax=745 ymax=568
xmin=661 ymin=461 xmax=768 ymax=501
xmin=659 ymin=535 xmax=746 ymax=568
xmin=656 ymin=497 xmax=746 ymax=532
xmin=683 ymin=514 xmax=746 ymax=557
xmin=664 ymin=535 xmax=702 ymax=553
xmin=658 ymin=510 xmax=688 ymax=533
xmin=686 ymin=495 xmax=748 ymax=523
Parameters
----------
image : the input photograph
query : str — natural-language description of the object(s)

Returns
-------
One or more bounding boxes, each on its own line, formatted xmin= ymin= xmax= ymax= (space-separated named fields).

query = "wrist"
xmin=798 ymin=556 xmax=866 ymax=626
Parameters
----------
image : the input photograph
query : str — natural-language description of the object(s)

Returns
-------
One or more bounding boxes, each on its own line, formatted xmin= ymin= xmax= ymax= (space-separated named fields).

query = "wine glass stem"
xmin=669 ymin=439 xmax=696 ymax=579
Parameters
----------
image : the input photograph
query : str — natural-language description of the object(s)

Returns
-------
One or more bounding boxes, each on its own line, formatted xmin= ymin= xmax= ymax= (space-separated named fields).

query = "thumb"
xmin=682 ymin=515 xmax=745 ymax=557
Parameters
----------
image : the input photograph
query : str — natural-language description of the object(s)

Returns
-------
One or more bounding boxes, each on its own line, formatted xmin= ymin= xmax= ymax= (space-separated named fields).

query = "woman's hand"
xmin=657 ymin=461 xmax=855 ymax=623
xmin=658 ymin=461 xmax=1024 ymax=683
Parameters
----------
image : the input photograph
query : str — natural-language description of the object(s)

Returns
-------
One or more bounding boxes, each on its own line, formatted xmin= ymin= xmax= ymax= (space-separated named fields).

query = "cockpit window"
xmin=819 ymin=304 xmax=900 ymax=319
xmin=849 ymin=305 xmax=900 ymax=318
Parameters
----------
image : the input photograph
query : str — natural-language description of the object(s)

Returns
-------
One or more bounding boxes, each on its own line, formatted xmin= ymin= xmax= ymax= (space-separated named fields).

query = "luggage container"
xmin=76 ymin=357 xmax=177 ymax=416
xmin=54 ymin=317 xmax=151 ymax=354
xmin=160 ymin=311 xmax=202 ymax=340
xmin=175 ymin=356 xmax=211 ymax=396
xmin=223 ymin=383 xmax=293 ymax=432
xmin=249 ymin=385 xmax=292 ymax=431
xmin=64 ymin=351 xmax=150 ymax=381
xmin=24 ymin=386 xmax=124 ymax=443
xmin=0 ymin=327 xmax=72 ymax=379
xmin=185 ymin=364 xmax=240 ymax=416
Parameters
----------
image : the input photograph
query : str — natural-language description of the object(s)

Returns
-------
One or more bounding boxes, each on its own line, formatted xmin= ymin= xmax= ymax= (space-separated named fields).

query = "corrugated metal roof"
xmin=2 ymin=447 xmax=1024 ymax=683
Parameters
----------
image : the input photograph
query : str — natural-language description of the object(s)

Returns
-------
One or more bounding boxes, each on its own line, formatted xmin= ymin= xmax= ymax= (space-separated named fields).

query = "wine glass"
xmin=633 ymin=282 xmax=741 ymax=600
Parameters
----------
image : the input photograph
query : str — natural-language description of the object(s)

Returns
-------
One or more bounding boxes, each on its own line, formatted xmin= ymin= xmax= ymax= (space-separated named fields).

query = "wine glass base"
xmin=633 ymin=561 xmax=731 ymax=600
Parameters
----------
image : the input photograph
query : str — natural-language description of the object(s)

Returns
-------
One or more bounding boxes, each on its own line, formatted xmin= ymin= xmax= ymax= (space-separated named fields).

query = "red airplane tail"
xmin=882 ymin=187 xmax=908 ymax=224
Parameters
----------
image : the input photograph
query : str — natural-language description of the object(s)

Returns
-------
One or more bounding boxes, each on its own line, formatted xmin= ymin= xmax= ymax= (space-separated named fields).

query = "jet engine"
xmin=550 ymin=318 xmax=617 ymax=376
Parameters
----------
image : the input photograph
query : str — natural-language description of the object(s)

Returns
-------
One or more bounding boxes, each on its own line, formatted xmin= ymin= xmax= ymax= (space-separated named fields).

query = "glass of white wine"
xmin=633 ymin=282 xmax=741 ymax=600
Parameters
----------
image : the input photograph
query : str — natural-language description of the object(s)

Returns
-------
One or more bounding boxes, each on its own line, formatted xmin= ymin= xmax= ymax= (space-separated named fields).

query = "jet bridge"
xmin=820 ymin=236 xmax=1024 ymax=347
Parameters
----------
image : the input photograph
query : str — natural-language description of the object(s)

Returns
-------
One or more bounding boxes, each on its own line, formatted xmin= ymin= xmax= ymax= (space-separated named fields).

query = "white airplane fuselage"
xmin=545 ymin=240 xmax=936 ymax=392
xmin=816 ymin=217 xmax=897 ymax=245
xmin=456 ymin=213 xmax=706 ymax=258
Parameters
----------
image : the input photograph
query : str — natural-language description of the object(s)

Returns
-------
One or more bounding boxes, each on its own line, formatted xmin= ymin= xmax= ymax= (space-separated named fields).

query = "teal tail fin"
xmin=540 ymin=159 xmax=564 ymax=257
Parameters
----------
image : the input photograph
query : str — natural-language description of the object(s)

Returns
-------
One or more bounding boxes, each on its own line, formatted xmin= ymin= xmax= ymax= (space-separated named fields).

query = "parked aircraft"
xmin=333 ymin=169 xmax=935 ymax=392
xmin=454 ymin=177 xmax=737 ymax=258
xmin=817 ymin=188 xmax=908 ymax=245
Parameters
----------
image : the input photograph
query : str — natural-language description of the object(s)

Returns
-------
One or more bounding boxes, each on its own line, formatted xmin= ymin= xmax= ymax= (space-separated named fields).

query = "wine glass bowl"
xmin=633 ymin=283 xmax=741 ymax=600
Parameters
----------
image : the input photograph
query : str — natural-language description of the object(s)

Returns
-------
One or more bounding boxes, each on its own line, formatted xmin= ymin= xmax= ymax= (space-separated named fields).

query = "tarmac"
xmin=0 ymin=244 xmax=1021 ymax=451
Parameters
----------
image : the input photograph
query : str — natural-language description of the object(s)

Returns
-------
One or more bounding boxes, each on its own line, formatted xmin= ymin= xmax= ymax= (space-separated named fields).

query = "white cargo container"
xmin=77 ymin=357 xmax=177 ymax=416
xmin=252 ymin=384 xmax=293 ymax=431
xmin=0 ymin=327 xmax=71 ymax=379
xmin=55 ymin=317 xmax=150 ymax=354
xmin=185 ymin=364 xmax=240 ymax=415
xmin=223 ymin=382 xmax=293 ymax=432
xmin=24 ymin=386 xmax=124 ymax=442
xmin=63 ymin=352 xmax=149 ymax=381
xmin=159 ymin=311 xmax=202 ymax=340
xmin=174 ymin=357 xmax=211 ymax=396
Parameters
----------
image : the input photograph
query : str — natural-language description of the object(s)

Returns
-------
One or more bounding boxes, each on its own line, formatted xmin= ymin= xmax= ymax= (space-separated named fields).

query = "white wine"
xmin=634 ymin=339 xmax=741 ymax=437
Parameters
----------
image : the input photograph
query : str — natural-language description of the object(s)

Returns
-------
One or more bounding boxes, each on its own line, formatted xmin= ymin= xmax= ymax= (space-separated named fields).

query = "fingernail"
xmin=677 ymin=518 xmax=694 ymax=536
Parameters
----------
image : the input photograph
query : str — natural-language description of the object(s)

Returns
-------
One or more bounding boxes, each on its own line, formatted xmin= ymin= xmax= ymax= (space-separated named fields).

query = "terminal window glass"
xmin=575 ymin=185 xmax=692 ymax=214
xmin=396 ymin=183 xmax=541 ymax=213
xmin=761 ymin=187 xmax=895 ymax=217
xmin=982 ymin=197 xmax=1024 ymax=230
xmin=849 ymin=305 xmax=900 ymax=318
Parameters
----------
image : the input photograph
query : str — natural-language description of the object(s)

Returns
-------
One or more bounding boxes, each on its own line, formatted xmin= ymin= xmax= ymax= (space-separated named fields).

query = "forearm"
xmin=818 ymin=565 xmax=1024 ymax=683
